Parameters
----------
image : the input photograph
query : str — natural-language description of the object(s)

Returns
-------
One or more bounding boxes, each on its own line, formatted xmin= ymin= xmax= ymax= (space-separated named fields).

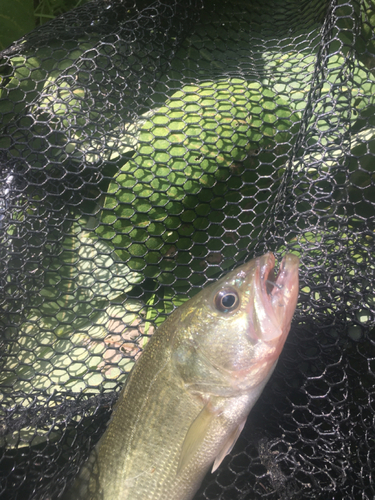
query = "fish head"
xmin=173 ymin=252 xmax=299 ymax=396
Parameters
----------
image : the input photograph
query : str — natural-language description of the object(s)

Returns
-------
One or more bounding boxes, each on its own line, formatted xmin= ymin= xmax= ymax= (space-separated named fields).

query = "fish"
xmin=66 ymin=252 xmax=299 ymax=500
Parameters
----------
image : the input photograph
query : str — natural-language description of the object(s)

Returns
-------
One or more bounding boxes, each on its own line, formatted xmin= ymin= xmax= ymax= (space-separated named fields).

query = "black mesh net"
xmin=0 ymin=0 xmax=374 ymax=498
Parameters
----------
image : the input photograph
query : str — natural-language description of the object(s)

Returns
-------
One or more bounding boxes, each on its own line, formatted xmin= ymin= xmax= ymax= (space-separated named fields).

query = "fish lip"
xmin=254 ymin=252 xmax=299 ymax=342
xmin=269 ymin=252 xmax=299 ymax=295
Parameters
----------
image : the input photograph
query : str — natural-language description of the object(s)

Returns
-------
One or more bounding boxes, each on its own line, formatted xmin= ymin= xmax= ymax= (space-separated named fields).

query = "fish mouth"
xmin=254 ymin=252 xmax=299 ymax=342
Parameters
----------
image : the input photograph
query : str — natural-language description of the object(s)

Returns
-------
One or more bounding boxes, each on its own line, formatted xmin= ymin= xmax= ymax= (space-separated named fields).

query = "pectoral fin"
xmin=211 ymin=418 xmax=246 ymax=472
xmin=178 ymin=403 xmax=217 ymax=474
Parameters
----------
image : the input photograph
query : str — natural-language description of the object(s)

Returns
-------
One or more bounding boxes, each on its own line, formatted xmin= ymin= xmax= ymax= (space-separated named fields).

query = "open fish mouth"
xmin=254 ymin=252 xmax=299 ymax=342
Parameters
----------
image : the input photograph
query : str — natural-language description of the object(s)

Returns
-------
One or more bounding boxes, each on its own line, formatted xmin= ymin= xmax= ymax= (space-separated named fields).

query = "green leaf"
xmin=98 ymin=79 xmax=300 ymax=284
xmin=0 ymin=0 xmax=35 ymax=50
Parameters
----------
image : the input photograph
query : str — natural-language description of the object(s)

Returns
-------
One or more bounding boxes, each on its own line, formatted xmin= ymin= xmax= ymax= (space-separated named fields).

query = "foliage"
xmin=0 ymin=0 xmax=90 ymax=51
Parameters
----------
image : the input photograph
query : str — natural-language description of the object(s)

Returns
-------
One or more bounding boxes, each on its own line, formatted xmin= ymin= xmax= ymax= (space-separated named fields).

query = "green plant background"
xmin=0 ymin=0 xmax=374 ymax=448
xmin=0 ymin=0 xmax=89 ymax=50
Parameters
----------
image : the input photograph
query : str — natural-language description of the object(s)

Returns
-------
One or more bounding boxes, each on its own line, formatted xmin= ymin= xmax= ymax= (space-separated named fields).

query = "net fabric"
xmin=0 ymin=0 xmax=374 ymax=498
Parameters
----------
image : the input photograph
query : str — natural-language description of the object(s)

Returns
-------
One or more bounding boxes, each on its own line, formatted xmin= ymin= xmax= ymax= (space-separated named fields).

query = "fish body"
xmin=68 ymin=252 xmax=299 ymax=500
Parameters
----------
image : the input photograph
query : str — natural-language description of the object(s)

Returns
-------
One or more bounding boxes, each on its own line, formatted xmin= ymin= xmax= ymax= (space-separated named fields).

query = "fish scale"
xmin=66 ymin=252 xmax=299 ymax=500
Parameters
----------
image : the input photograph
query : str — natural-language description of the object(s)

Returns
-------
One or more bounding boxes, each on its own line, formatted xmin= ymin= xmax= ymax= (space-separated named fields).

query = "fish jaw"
xmin=251 ymin=252 xmax=299 ymax=346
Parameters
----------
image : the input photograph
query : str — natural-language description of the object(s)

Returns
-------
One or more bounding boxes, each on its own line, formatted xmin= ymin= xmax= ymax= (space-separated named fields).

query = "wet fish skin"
xmin=68 ymin=252 xmax=299 ymax=500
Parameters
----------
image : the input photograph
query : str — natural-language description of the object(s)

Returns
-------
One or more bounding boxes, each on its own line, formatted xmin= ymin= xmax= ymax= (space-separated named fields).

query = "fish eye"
xmin=214 ymin=288 xmax=240 ymax=313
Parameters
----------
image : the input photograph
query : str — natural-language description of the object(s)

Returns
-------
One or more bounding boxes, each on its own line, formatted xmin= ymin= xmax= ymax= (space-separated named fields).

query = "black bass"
xmin=67 ymin=252 xmax=299 ymax=500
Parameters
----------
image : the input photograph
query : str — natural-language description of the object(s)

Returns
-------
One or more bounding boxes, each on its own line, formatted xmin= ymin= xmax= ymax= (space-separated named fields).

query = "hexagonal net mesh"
xmin=0 ymin=0 xmax=374 ymax=498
